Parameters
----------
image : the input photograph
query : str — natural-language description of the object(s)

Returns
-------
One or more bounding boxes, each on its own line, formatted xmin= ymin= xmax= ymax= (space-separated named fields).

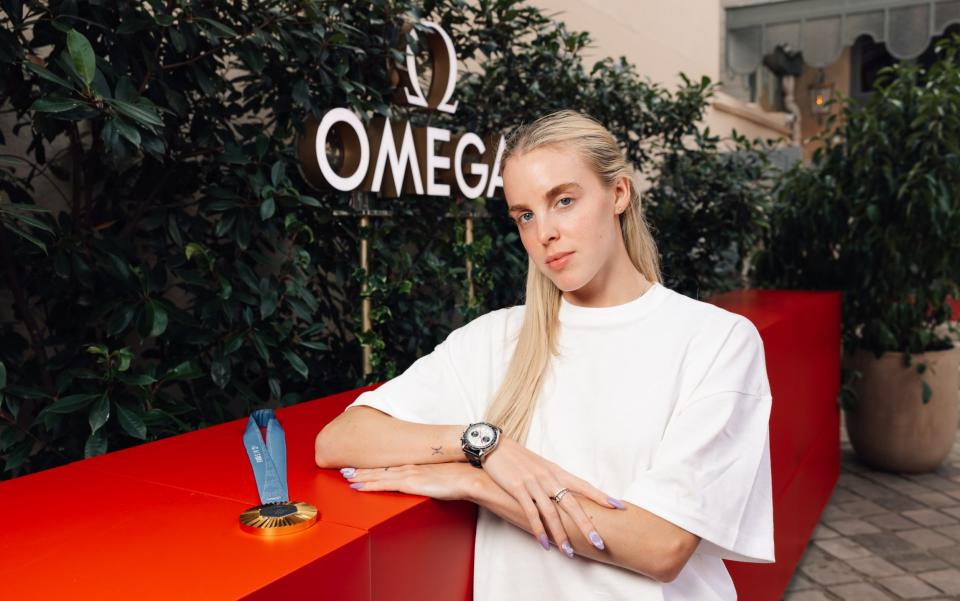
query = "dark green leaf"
xmin=113 ymin=348 xmax=134 ymax=372
xmin=10 ymin=209 xmax=54 ymax=233
xmin=165 ymin=361 xmax=203 ymax=381
xmin=210 ymin=356 xmax=231 ymax=389
xmin=259 ymin=196 xmax=275 ymax=221
xmin=145 ymin=300 xmax=168 ymax=337
xmin=66 ymin=29 xmax=96 ymax=86
xmin=224 ymin=333 xmax=244 ymax=355
xmin=24 ymin=62 xmax=75 ymax=90
xmin=42 ymin=393 xmax=100 ymax=415
xmin=299 ymin=340 xmax=329 ymax=351
xmin=106 ymin=305 xmax=136 ymax=337
xmin=3 ymin=222 xmax=47 ymax=253
xmin=116 ymin=404 xmax=147 ymax=439
xmin=270 ymin=160 xmax=284 ymax=186
xmin=282 ymin=349 xmax=309 ymax=379
xmin=30 ymin=96 xmax=84 ymax=113
xmin=106 ymin=98 xmax=163 ymax=127
xmin=117 ymin=16 xmax=154 ymax=35
xmin=251 ymin=331 xmax=269 ymax=361
xmin=84 ymin=431 xmax=107 ymax=458
xmin=88 ymin=394 xmax=110 ymax=433
xmin=114 ymin=117 xmax=141 ymax=146
xmin=921 ymin=380 xmax=932 ymax=404
xmin=117 ymin=373 xmax=157 ymax=386
xmin=197 ymin=17 xmax=240 ymax=38
xmin=259 ymin=279 xmax=278 ymax=319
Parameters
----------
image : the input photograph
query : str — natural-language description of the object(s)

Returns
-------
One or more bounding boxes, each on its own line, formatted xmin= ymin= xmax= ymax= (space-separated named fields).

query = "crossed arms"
xmin=314 ymin=406 xmax=700 ymax=583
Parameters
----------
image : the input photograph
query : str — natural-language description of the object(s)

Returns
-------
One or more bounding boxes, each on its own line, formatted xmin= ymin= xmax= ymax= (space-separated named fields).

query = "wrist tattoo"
xmin=431 ymin=445 xmax=443 ymax=455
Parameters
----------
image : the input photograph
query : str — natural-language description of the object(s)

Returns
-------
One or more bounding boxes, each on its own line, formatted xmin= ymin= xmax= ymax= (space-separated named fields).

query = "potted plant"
xmin=754 ymin=35 xmax=960 ymax=472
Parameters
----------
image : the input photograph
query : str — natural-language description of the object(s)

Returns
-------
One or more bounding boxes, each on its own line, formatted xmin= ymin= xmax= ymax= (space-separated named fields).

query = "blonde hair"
xmin=483 ymin=109 xmax=662 ymax=444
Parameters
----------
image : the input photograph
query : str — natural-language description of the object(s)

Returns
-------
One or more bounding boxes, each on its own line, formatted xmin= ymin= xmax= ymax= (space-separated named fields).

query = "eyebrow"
xmin=507 ymin=182 xmax=583 ymax=214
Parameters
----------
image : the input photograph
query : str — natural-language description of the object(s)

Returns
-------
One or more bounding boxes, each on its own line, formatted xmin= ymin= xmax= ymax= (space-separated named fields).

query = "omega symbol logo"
xmin=394 ymin=21 xmax=459 ymax=114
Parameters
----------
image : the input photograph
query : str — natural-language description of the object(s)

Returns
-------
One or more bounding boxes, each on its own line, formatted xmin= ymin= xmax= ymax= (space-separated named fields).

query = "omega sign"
xmin=297 ymin=21 xmax=505 ymax=200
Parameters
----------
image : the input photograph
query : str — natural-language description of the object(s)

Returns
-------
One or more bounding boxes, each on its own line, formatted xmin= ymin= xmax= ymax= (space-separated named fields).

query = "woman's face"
xmin=502 ymin=145 xmax=629 ymax=294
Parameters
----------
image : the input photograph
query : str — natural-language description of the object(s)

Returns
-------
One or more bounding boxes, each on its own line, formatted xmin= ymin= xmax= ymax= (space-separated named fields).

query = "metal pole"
xmin=360 ymin=214 xmax=372 ymax=377
xmin=465 ymin=215 xmax=474 ymax=307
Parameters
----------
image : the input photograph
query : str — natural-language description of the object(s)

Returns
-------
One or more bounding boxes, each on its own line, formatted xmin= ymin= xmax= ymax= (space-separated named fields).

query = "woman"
xmin=314 ymin=109 xmax=774 ymax=600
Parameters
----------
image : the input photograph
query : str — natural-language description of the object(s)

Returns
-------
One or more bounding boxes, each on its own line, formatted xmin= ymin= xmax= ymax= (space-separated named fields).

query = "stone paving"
xmin=783 ymin=415 xmax=960 ymax=600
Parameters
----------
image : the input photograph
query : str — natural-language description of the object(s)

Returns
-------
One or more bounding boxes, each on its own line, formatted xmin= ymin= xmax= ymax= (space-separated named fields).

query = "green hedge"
xmin=0 ymin=0 xmax=772 ymax=477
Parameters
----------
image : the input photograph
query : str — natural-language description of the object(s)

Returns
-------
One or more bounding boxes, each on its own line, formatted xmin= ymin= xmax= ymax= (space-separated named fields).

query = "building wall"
xmin=530 ymin=0 xmax=793 ymax=145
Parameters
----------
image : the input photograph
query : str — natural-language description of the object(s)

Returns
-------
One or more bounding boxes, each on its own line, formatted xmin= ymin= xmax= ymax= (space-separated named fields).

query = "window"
xmin=851 ymin=24 xmax=960 ymax=100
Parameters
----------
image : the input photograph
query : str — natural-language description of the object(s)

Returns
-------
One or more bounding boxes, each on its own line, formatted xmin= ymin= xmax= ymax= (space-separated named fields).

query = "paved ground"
xmin=783 ymin=415 xmax=960 ymax=600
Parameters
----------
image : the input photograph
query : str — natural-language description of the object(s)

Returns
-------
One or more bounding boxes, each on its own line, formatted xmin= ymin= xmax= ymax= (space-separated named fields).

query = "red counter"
xmin=0 ymin=289 xmax=840 ymax=601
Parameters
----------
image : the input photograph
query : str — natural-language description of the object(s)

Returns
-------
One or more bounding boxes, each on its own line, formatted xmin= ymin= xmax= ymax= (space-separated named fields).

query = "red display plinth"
xmin=710 ymin=289 xmax=842 ymax=600
xmin=0 ymin=288 xmax=840 ymax=601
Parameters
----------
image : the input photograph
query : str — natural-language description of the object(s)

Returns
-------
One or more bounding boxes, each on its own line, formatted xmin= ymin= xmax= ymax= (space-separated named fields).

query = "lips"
xmin=546 ymin=251 xmax=574 ymax=265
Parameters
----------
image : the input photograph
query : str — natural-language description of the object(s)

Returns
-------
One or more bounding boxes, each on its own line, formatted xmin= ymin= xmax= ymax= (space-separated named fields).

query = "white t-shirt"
xmin=346 ymin=281 xmax=775 ymax=600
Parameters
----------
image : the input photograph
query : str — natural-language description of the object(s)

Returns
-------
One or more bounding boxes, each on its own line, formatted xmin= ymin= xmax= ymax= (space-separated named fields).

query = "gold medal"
xmin=239 ymin=501 xmax=319 ymax=536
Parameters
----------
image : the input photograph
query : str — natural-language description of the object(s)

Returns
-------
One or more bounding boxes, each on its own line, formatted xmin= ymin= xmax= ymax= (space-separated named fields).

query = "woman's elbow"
xmin=654 ymin=532 xmax=700 ymax=583
xmin=314 ymin=423 xmax=340 ymax=468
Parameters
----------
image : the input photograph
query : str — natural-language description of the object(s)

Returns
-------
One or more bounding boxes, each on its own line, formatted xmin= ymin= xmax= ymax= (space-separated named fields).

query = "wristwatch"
xmin=461 ymin=422 xmax=502 ymax=468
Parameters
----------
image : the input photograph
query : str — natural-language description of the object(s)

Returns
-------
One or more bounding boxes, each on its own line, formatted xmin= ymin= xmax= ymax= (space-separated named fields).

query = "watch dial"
xmin=469 ymin=424 xmax=496 ymax=449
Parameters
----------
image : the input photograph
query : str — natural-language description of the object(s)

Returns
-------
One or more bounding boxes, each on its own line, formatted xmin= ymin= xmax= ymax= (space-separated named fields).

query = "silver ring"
xmin=551 ymin=487 xmax=569 ymax=503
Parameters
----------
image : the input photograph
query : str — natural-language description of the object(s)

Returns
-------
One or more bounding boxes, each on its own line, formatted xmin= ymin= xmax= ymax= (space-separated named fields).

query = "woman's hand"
xmin=341 ymin=462 xmax=479 ymax=502
xmin=481 ymin=436 xmax=625 ymax=554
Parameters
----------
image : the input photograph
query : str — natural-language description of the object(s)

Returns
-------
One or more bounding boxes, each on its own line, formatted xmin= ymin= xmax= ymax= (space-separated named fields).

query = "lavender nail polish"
xmin=538 ymin=533 xmax=550 ymax=551
xmin=588 ymin=531 xmax=605 ymax=550
xmin=607 ymin=496 xmax=626 ymax=510
xmin=350 ymin=482 xmax=364 ymax=489
xmin=561 ymin=541 xmax=575 ymax=558
xmin=341 ymin=468 xmax=356 ymax=478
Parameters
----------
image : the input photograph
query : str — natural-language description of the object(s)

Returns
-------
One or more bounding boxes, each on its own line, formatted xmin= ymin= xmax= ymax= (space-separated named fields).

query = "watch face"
xmin=467 ymin=423 xmax=497 ymax=449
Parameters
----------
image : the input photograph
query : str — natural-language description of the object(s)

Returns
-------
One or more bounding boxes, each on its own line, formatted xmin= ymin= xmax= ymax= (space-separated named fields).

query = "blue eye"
xmin=515 ymin=197 xmax=572 ymax=225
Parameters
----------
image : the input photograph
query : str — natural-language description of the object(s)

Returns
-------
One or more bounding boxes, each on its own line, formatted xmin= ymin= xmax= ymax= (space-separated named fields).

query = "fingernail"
xmin=341 ymin=468 xmax=356 ymax=477
xmin=561 ymin=541 xmax=575 ymax=558
xmin=589 ymin=531 xmax=605 ymax=550
xmin=539 ymin=533 xmax=550 ymax=551
xmin=350 ymin=482 xmax=364 ymax=489
xmin=607 ymin=496 xmax=626 ymax=510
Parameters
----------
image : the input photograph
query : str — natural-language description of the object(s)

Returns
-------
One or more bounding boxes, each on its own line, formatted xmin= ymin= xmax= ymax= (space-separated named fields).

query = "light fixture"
xmin=809 ymin=69 xmax=834 ymax=121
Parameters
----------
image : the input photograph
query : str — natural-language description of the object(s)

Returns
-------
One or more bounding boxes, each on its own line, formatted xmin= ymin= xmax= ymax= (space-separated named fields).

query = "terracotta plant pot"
xmin=844 ymin=343 xmax=960 ymax=473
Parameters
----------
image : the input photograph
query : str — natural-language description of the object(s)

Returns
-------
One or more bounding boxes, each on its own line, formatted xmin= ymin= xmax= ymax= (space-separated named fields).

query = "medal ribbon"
xmin=243 ymin=409 xmax=288 ymax=504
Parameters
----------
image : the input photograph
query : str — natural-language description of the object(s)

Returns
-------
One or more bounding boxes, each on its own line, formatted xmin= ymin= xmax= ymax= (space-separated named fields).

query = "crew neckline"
xmin=558 ymin=281 xmax=668 ymax=326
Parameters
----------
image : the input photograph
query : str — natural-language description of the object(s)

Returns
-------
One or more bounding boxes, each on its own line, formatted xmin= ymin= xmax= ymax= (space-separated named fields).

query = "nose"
xmin=535 ymin=213 xmax=559 ymax=246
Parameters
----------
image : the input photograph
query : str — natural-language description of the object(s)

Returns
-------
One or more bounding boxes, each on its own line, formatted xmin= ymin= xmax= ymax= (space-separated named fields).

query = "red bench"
xmin=0 ymin=289 xmax=840 ymax=600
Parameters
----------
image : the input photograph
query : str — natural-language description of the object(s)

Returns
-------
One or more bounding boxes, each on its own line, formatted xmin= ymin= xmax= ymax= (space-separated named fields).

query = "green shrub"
xmin=755 ymin=35 xmax=960 ymax=357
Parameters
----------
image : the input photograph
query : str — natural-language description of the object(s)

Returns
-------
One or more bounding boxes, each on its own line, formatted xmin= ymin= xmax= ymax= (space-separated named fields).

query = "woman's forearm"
xmin=314 ymin=406 xmax=467 ymax=468
xmin=466 ymin=469 xmax=696 ymax=583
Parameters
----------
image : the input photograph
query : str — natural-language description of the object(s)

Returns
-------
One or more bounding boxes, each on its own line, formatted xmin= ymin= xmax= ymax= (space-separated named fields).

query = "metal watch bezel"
xmin=461 ymin=422 xmax=501 ymax=467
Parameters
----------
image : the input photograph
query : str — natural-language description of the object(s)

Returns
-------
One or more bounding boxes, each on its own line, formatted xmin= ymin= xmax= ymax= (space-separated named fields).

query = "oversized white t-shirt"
xmin=345 ymin=281 xmax=775 ymax=600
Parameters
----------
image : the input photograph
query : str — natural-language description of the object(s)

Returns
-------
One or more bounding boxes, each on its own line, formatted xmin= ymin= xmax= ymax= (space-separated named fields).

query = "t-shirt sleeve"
xmin=344 ymin=314 xmax=494 ymax=426
xmin=621 ymin=315 xmax=775 ymax=563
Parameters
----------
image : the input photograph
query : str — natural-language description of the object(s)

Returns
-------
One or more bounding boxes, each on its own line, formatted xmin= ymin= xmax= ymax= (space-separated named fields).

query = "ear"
xmin=614 ymin=175 xmax=631 ymax=215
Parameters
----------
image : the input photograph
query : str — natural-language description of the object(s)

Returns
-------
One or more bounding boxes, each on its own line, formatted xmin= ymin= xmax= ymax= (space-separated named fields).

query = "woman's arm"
xmin=314 ymin=406 xmax=468 ymax=468
xmin=467 ymin=468 xmax=701 ymax=583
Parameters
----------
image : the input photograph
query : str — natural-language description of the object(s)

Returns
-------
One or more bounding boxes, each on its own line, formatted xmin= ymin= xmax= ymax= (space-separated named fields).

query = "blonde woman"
xmin=314 ymin=109 xmax=774 ymax=600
